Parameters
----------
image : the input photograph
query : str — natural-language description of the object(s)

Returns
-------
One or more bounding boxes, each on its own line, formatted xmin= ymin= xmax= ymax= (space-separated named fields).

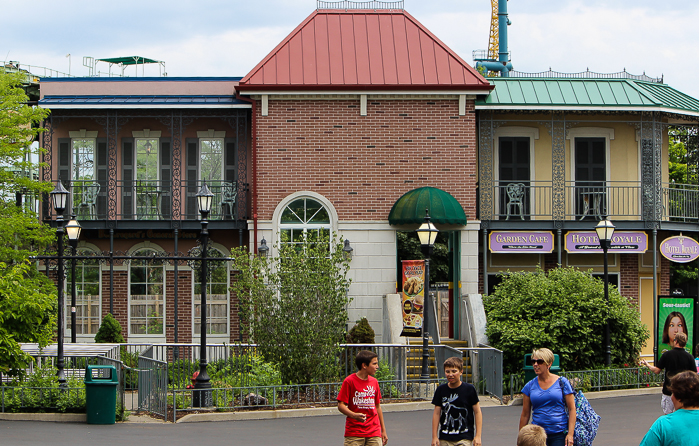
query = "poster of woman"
xmin=657 ymin=297 xmax=694 ymax=361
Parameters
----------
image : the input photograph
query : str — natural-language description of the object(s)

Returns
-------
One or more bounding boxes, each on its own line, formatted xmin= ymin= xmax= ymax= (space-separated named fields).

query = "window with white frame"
xmin=66 ymin=249 xmax=101 ymax=335
xmin=199 ymin=138 xmax=224 ymax=182
xmin=279 ymin=198 xmax=331 ymax=247
xmin=72 ymin=138 xmax=96 ymax=181
xmin=135 ymin=138 xmax=159 ymax=181
xmin=69 ymin=130 xmax=98 ymax=214
xmin=193 ymin=249 xmax=229 ymax=336
xmin=129 ymin=248 xmax=165 ymax=335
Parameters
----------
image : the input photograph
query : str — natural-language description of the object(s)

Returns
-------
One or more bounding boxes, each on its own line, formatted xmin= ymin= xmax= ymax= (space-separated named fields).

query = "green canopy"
xmin=97 ymin=56 xmax=161 ymax=65
xmin=388 ymin=187 xmax=467 ymax=225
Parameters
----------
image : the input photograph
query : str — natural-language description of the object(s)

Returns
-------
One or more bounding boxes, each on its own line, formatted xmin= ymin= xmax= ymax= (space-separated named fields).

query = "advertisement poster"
xmin=400 ymin=260 xmax=425 ymax=337
xmin=657 ymin=297 xmax=695 ymax=362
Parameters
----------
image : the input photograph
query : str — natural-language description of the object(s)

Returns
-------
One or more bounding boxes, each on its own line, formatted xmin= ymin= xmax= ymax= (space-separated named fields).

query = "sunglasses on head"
xmin=531 ymin=359 xmax=546 ymax=365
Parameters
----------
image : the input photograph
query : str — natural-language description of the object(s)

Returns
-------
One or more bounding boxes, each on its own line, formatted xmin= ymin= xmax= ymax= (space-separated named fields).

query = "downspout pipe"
xmin=235 ymin=90 xmax=257 ymax=254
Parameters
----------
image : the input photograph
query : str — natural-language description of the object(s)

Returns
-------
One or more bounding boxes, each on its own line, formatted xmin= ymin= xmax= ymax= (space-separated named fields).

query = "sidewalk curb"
xmin=0 ymin=413 xmax=87 ymax=423
xmin=176 ymin=401 xmax=437 ymax=423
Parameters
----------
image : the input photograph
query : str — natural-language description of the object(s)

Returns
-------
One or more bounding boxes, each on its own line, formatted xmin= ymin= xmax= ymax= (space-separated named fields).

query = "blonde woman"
xmin=519 ymin=348 xmax=576 ymax=446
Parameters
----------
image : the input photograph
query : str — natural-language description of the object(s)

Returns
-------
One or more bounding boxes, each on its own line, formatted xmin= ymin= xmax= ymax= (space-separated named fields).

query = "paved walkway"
xmin=0 ymin=391 xmax=664 ymax=446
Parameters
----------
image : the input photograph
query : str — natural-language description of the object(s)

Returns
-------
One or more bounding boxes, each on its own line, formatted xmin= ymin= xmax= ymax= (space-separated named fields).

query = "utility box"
xmin=84 ymin=365 xmax=118 ymax=424
xmin=523 ymin=354 xmax=560 ymax=383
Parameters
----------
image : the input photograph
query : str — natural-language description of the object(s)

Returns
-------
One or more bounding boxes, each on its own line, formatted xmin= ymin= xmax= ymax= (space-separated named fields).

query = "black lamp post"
xmin=50 ymin=181 xmax=69 ymax=387
xmin=596 ymin=218 xmax=615 ymax=366
xmin=194 ymin=183 xmax=214 ymax=407
xmin=65 ymin=216 xmax=82 ymax=343
xmin=416 ymin=209 xmax=438 ymax=381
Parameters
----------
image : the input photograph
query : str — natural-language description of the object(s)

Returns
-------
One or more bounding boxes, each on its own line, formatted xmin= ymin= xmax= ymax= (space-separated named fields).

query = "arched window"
xmin=279 ymin=198 xmax=331 ymax=247
xmin=193 ymin=248 xmax=229 ymax=336
xmin=129 ymin=248 xmax=165 ymax=336
xmin=66 ymin=248 xmax=101 ymax=336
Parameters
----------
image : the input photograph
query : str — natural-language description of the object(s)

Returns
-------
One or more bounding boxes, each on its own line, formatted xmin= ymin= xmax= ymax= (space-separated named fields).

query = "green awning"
xmin=388 ymin=187 xmax=467 ymax=225
xmin=97 ymin=56 xmax=161 ymax=65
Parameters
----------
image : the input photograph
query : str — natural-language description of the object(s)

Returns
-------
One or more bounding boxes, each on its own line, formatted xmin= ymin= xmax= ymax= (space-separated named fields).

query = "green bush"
xmin=2 ymin=364 xmax=86 ymax=413
xmin=231 ymin=233 xmax=352 ymax=385
xmin=484 ymin=267 xmax=649 ymax=374
xmin=346 ymin=317 xmax=375 ymax=344
xmin=95 ymin=313 xmax=125 ymax=344
xmin=375 ymin=359 xmax=399 ymax=398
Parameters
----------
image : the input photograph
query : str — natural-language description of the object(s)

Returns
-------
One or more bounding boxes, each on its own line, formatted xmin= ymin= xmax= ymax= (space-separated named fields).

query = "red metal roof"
xmin=238 ymin=9 xmax=492 ymax=92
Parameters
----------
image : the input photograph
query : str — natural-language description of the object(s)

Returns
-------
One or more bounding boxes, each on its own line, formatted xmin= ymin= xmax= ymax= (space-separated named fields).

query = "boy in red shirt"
xmin=337 ymin=350 xmax=388 ymax=446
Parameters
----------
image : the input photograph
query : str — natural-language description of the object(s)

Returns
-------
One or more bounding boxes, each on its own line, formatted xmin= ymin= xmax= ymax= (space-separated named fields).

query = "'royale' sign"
xmin=565 ymin=231 xmax=648 ymax=253
xmin=660 ymin=235 xmax=699 ymax=263
xmin=489 ymin=231 xmax=554 ymax=253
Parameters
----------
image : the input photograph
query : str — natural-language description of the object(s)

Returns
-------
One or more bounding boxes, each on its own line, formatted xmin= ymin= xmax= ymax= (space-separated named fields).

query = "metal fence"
xmin=460 ymin=346 xmax=503 ymax=402
xmin=560 ymin=367 xmax=663 ymax=392
xmin=170 ymin=377 xmax=438 ymax=422
xmin=509 ymin=367 xmax=663 ymax=400
xmin=138 ymin=346 xmax=168 ymax=418
xmin=0 ymin=386 xmax=86 ymax=413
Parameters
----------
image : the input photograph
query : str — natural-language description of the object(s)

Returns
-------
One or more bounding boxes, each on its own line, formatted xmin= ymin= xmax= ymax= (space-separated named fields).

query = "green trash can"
xmin=523 ymin=354 xmax=561 ymax=383
xmin=84 ymin=365 xmax=118 ymax=424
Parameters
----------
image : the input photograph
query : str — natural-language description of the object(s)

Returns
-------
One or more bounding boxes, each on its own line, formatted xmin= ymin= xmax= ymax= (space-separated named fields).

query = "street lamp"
xmin=194 ymin=183 xmax=214 ymax=407
xmin=416 ymin=209 xmax=438 ymax=381
xmin=257 ymin=237 xmax=269 ymax=257
xmin=596 ymin=218 xmax=615 ymax=366
xmin=50 ymin=181 xmax=69 ymax=387
xmin=65 ymin=216 xmax=82 ymax=343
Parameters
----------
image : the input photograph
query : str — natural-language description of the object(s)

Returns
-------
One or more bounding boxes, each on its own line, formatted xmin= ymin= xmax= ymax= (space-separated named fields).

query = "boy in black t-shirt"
xmin=431 ymin=357 xmax=482 ymax=446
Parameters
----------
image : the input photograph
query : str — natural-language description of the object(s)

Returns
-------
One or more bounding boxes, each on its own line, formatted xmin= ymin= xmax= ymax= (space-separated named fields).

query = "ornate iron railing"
xmin=485 ymin=180 xmax=694 ymax=221
xmin=317 ymin=0 xmax=403 ymax=9
xmin=507 ymin=68 xmax=662 ymax=83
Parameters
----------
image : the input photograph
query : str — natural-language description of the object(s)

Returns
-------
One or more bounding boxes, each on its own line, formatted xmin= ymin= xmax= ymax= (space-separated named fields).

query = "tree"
xmin=230 ymin=233 xmax=352 ymax=384
xmin=94 ymin=314 xmax=125 ymax=344
xmin=0 ymin=70 xmax=56 ymax=377
xmin=0 ymin=262 xmax=55 ymax=378
xmin=0 ymin=70 xmax=51 ymax=197
xmin=483 ymin=267 xmax=649 ymax=374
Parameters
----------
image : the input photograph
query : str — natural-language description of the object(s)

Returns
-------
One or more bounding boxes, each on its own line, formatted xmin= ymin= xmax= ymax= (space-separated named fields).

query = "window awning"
xmin=388 ymin=187 xmax=467 ymax=226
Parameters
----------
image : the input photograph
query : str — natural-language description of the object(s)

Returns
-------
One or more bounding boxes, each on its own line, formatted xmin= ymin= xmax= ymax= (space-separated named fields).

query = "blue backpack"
xmin=560 ymin=378 xmax=601 ymax=446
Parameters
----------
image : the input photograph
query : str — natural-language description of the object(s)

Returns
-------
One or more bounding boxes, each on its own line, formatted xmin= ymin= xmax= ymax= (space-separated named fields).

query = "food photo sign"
xmin=400 ymin=260 xmax=425 ymax=337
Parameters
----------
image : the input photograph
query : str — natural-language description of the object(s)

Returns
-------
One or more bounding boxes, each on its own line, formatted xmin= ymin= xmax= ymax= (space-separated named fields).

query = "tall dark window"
xmin=575 ymin=138 xmax=606 ymax=219
xmin=499 ymin=137 xmax=530 ymax=219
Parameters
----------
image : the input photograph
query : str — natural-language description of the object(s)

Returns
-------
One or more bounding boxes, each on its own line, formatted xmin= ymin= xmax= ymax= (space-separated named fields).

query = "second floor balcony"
xmin=47 ymin=179 xmax=247 ymax=225
xmin=483 ymin=180 xmax=699 ymax=223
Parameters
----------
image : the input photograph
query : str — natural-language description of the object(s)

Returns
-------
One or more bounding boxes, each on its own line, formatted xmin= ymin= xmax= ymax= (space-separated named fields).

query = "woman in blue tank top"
xmin=518 ymin=348 xmax=576 ymax=446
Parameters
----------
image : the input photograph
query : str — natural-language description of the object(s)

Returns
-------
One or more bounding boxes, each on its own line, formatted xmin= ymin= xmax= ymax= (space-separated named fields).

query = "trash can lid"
xmin=84 ymin=365 xmax=118 ymax=383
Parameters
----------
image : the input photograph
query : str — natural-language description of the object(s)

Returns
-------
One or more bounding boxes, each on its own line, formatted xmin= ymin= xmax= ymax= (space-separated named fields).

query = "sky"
xmin=3 ymin=0 xmax=699 ymax=97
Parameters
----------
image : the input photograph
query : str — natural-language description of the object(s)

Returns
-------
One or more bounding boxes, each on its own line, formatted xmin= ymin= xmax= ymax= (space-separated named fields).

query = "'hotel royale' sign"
xmin=660 ymin=235 xmax=699 ymax=263
xmin=489 ymin=231 xmax=554 ymax=253
xmin=565 ymin=231 xmax=648 ymax=253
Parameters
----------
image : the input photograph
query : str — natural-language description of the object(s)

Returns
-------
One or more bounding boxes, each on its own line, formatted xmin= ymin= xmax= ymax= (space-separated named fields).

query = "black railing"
xmin=47 ymin=179 xmax=243 ymax=222
xmin=486 ymin=180 xmax=694 ymax=221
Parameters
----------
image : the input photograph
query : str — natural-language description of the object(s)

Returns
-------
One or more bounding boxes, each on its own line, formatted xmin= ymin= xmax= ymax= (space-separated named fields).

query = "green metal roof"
xmin=388 ymin=187 xmax=467 ymax=226
xmin=476 ymin=78 xmax=699 ymax=116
